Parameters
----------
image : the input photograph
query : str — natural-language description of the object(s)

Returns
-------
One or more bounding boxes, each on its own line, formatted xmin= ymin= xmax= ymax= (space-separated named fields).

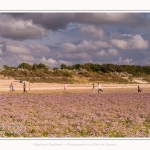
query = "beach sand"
xmin=0 ymin=79 xmax=149 ymax=94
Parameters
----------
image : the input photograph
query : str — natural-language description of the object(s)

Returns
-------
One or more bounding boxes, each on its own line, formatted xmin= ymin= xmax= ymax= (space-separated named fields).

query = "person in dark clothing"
xmin=138 ymin=85 xmax=142 ymax=92
xmin=23 ymin=82 xmax=27 ymax=93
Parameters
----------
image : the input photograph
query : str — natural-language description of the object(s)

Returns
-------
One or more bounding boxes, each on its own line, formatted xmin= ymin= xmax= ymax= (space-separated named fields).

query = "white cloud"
xmin=131 ymin=35 xmax=148 ymax=49
xmin=58 ymin=60 xmax=72 ymax=66
xmin=97 ymin=50 xmax=107 ymax=56
xmin=122 ymin=34 xmax=132 ymax=37
xmin=77 ymin=40 xmax=98 ymax=51
xmin=59 ymin=52 xmax=91 ymax=60
xmin=6 ymin=46 xmax=30 ymax=55
xmin=60 ymin=43 xmax=76 ymax=53
xmin=28 ymin=45 xmax=51 ymax=53
xmin=60 ymin=40 xmax=110 ymax=53
xmin=39 ymin=57 xmax=72 ymax=68
xmin=111 ymin=39 xmax=128 ymax=49
xmin=40 ymin=57 xmax=56 ymax=64
xmin=97 ymin=49 xmax=119 ymax=57
xmin=80 ymin=25 xmax=104 ymax=38
xmin=111 ymin=35 xmax=148 ymax=50
xmin=18 ymin=55 xmax=34 ymax=62
xmin=118 ymin=57 xmax=132 ymax=64
xmin=108 ymin=49 xmax=119 ymax=56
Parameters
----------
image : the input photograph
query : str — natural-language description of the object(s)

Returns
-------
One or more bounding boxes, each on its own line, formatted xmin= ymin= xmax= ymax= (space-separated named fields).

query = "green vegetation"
xmin=0 ymin=62 xmax=150 ymax=83
xmin=65 ymin=63 xmax=150 ymax=76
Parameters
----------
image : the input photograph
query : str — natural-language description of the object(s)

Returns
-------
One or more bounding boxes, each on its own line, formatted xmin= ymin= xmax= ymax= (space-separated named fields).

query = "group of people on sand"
xmin=9 ymin=82 xmax=27 ymax=93
xmin=92 ymin=83 xmax=142 ymax=93
xmin=63 ymin=82 xmax=104 ymax=93
xmin=92 ymin=82 xmax=103 ymax=93
xmin=9 ymin=81 xmax=143 ymax=94
xmin=64 ymin=83 xmax=142 ymax=93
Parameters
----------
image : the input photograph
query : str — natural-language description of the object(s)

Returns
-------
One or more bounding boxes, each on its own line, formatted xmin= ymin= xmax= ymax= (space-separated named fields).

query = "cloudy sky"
xmin=0 ymin=13 xmax=150 ymax=68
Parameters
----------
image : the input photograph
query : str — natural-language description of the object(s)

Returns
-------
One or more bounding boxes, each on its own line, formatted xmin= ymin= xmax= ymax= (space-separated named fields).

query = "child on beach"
xmin=92 ymin=84 xmax=95 ymax=93
xmin=64 ymin=84 xmax=67 ymax=92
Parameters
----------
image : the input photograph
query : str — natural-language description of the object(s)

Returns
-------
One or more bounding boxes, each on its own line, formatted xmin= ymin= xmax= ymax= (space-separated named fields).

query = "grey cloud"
xmin=0 ymin=14 xmax=46 ymax=40
xmin=0 ymin=49 xmax=2 ymax=55
xmin=136 ymin=57 xmax=150 ymax=65
xmin=0 ymin=41 xmax=52 ymax=60
xmin=80 ymin=25 xmax=104 ymax=39
xmin=74 ymin=13 xmax=147 ymax=27
xmin=27 ymin=45 xmax=51 ymax=59
xmin=0 ymin=41 xmax=30 ymax=55
xmin=8 ymin=13 xmax=148 ymax=31
xmin=10 ymin=13 xmax=74 ymax=31
xmin=0 ymin=13 xmax=149 ymax=67
xmin=0 ymin=41 xmax=34 ymax=66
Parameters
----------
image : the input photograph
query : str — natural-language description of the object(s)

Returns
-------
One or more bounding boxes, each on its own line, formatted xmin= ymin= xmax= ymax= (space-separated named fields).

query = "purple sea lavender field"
xmin=0 ymin=93 xmax=150 ymax=137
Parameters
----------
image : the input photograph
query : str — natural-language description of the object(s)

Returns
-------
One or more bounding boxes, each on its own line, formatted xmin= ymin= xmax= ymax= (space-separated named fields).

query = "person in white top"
xmin=9 ymin=83 xmax=13 ymax=92
xmin=98 ymin=82 xmax=103 ymax=93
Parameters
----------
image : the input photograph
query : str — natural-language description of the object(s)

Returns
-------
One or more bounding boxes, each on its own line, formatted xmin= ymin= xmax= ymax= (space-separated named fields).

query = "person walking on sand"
xmin=23 ymin=82 xmax=27 ymax=93
xmin=92 ymin=84 xmax=95 ymax=93
xmin=12 ymin=84 xmax=15 ymax=91
xmin=138 ymin=85 xmax=142 ymax=92
xmin=64 ymin=83 xmax=67 ymax=92
xmin=9 ymin=83 xmax=13 ymax=92
xmin=98 ymin=82 xmax=103 ymax=93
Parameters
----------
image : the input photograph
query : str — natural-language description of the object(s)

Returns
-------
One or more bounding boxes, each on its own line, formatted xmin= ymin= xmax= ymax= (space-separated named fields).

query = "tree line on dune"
xmin=60 ymin=63 xmax=150 ymax=76
xmin=2 ymin=62 xmax=150 ymax=76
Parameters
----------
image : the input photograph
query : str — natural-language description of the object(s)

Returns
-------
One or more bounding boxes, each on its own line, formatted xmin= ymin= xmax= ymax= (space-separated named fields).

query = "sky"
xmin=0 ymin=13 xmax=150 ymax=68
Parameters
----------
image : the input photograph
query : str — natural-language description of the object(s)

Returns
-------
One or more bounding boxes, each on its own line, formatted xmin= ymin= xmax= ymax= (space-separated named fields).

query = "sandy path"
xmin=0 ymin=79 xmax=149 ymax=94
